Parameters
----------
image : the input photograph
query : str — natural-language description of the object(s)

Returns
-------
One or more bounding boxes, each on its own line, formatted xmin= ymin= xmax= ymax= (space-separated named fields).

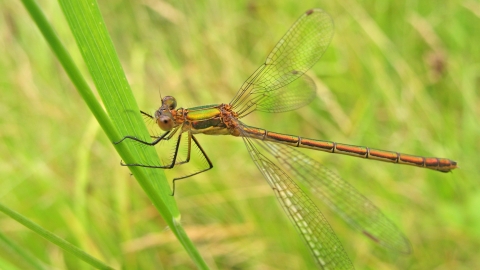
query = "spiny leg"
xmin=115 ymin=124 xmax=183 ymax=165
xmin=115 ymin=110 xmax=179 ymax=145
xmin=171 ymin=133 xmax=213 ymax=196
xmin=114 ymin=117 xmax=212 ymax=194
xmin=114 ymin=130 xmax=171 ymax=146
xmin=120 ymin=132 xmax=184 ymax=169
xmin=114 ymin=110 xmax=163 ymax=145
xmin=140 ymin=110 xmax=153 ymax=119
xmin=149 ymin=128 xmax=194 ymax=166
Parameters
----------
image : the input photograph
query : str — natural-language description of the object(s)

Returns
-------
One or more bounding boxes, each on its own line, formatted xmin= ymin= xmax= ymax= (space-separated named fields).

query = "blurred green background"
xmin=1 ymin=0 xmax=479 ymax=269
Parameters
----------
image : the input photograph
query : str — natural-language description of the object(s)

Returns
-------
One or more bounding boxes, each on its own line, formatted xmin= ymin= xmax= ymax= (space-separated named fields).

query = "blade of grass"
xmin=0 ymin=203 xmax=112 ymax=270
xmin=20 ymin=0 xmax=208 ymax=268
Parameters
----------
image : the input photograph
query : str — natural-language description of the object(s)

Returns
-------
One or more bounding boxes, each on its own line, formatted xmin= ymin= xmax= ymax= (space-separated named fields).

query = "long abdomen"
xmin=240 ymin=125 xmax=457 ymax=172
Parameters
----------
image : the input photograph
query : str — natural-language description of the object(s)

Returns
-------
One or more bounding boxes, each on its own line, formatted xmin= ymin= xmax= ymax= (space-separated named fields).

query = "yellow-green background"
xmin=1 ymin=0 xmax=478 ymax=269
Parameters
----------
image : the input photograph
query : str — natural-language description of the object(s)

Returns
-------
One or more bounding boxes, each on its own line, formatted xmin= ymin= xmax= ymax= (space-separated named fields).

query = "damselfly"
xmin=116 ymin=9 xmax=457 ymax=269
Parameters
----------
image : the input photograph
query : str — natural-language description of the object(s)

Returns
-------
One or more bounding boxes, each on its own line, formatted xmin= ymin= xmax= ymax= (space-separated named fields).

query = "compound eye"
xmin=157 ymin=115 xmax=174 ymax=131
xmin=162 ymin=96 xmax=177 ymax=110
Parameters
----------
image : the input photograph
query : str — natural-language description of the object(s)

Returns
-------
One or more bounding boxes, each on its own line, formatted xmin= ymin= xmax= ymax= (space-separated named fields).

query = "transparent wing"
xmin=241 ymin=134 xmax=354 ymax=269
xmin=230 ymin=9 xmax=333 ymax=117
xmin=256 ymin=74 xmax=316 ymax=113
xmin=264 ymin=142 xmax=412 ymax=254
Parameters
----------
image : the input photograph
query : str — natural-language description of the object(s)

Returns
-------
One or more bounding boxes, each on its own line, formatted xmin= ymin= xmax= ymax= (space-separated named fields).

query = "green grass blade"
xmin=20 ymin=0 xmax=208 ymax=268
xmin=53 ymin=0 xmax=178 ymax=215
xmin=0 ymin=203 xmax=113 ymax=270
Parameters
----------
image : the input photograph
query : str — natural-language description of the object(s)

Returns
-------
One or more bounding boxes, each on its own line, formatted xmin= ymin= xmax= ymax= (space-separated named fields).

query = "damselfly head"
xmin=153 ymin=96 xmax=177 ymax=131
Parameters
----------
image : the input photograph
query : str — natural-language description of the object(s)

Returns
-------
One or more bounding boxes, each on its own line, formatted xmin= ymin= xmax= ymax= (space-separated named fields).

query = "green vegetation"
xmin=0 ymin=0 xmax=478 ymax=269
